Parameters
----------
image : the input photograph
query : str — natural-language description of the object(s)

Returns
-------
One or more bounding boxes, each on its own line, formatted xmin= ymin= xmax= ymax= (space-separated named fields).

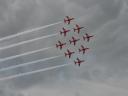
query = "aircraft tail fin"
xmin=79 ymin=49 xmax=81 ymax=52
xmin=78 ymin=64 xmax=80 ymax=67
xmin=74 ymin=61 xmax=77 ymax=65
xmin=73 ymin=28 xmax=76 ymax=32
xmin=64 ymin=19 xmax=66 ymax=23
xmin=64 ymin=53 xmax=67 ymax=57
xmin=60 ymin=31 xmax=62 ymax=35
xmin=83 ymin=36 xmax=86 ymax=41
xmin=56 ymin=44 xmax=58 ymax=48
xmin=69 ymin=40 xmax=72 ymax=44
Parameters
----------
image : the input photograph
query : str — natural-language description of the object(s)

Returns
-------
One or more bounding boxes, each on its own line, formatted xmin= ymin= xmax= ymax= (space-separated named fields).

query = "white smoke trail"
xmin=0 ymin=55 xmax=62 ymax=72
xmin=0 ymin=33 xmax=58 ymax=50
xmin=0 ymin=63 xmax=71 ymax=81
xmin=0 ymin=46 xmax=54 ymax=62
xmin=0 ymin=21 xmax=61 ymax=42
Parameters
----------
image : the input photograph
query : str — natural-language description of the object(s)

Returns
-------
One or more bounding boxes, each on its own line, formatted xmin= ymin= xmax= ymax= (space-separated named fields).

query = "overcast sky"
xmin=0 ymin=0 xmax=128 ymax=96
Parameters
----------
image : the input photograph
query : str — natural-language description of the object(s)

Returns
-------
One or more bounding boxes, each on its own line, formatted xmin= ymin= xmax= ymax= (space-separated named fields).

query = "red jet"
xmin=56 ymin=41 xmax=66 ymax=50
xmin=74 ymin=58 xmax=84 ymax=66
xmin=64 ymin=49 xmax=75 ymax=59
xmin=73 ymin=24 xmax=84 ymax=34
xmin=64 ymin=16 xmax=74 ymax=24
xmin=83 ymin=33 xmax=94 ymax=42
xmin=60 ymin=27 xmax=70 ymax=37
xmin=69 ymin=36 xmax=80 ymax=46
xmin=79 ymin=45 xmax=90 ymax=54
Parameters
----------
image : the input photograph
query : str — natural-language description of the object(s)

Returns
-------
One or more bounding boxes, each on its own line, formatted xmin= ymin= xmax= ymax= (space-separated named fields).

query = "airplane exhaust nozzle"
xmin=64 ymin=53 xmax=67 ymax=57
xmin=79 ymin=49 xmax=81 ymax=52
xmin=74 ymin=61 xmax=76 ymax=65
xmin=69 ymin=40 xmax=71 ymax=44
xmin=60 ymin=31 xmax=62 ymax=35
xmin=83 ymin=36 xmax=85 ymax=40
xmin=73 ymin=28 xmax=76 ymax=32
xmin=56 ymin=44 xmax=58 ymax=48
xmin=64 ymin=19 xmax=66 ymax=23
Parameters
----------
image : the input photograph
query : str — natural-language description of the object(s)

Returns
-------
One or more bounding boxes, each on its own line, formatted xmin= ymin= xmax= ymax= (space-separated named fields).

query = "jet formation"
xmin=56 ymin=16 xmax=94 ymax=66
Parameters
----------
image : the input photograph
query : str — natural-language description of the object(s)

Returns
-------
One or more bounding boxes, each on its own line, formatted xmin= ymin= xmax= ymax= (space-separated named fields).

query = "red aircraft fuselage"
xmin=73 ymin=24 xmax=84 ymax=34
xmin=64 ymin=16 xmax=74 ymax=24
xmin=74 ymin=58 xmax=84 ymax=66
xmin=79 ymin=45 xmax=90 ymax=54
xmin=65 ymin=49 xmax=75 ymax=58
xmin=56 ymin=41 xmax=66 ymax=50
xmin=60 ymin=27 xmax=70 ymax=37
xmin=69 ymin=36 xmax=80 ymax=46
xmin=83 ymin=33 xmax=94 ymax=42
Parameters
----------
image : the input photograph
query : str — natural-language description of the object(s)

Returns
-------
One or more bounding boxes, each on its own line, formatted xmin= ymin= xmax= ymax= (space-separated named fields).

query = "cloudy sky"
xmin=0 ymin=0 xmax=128 ymax=96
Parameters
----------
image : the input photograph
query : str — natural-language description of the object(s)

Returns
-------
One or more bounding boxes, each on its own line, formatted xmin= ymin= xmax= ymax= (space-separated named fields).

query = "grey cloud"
xmin=0 ymin=84 xmax=23 ymax=96
xmin=21 ymin=79 xmax=128 ymax=96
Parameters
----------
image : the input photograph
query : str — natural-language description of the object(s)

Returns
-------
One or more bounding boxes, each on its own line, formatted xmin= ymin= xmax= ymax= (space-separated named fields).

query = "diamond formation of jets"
xmin=56 ymin=16 xmax=94 ymax=66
